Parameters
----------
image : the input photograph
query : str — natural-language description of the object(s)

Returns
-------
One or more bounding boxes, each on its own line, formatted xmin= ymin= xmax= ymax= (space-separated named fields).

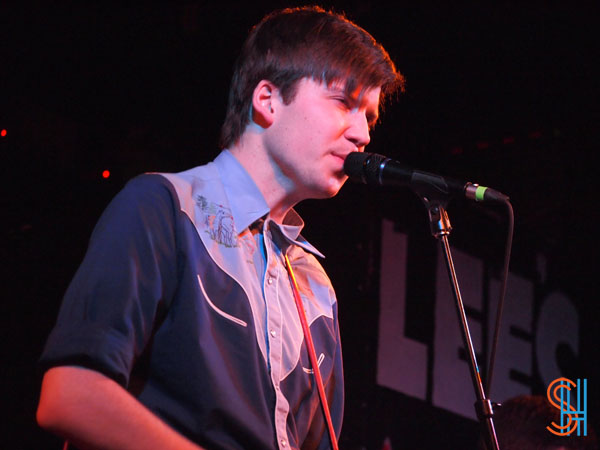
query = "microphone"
xmin=343 ymin=152 xmax=509 ymax=203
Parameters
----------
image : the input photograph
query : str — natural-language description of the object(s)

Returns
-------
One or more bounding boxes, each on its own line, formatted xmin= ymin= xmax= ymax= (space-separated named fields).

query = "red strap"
xmin=284 ymin=254 xmax=339 ymax=450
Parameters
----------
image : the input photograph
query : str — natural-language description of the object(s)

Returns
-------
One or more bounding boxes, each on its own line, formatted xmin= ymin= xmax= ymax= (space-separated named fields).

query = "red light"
xmin=1 ymin=129 xmax=6 ymax=137
xmin=451 ymin=146 xmax=463 ymax=155
xmin=102 ymin=170 xmax=110 ymax=179
xmin=503 ymin=136 xmax=515 ymax=145
xmin=529 ymin=131 xmax=542 ymax=139
xmin=476 ymin=141 xmax=489 ymax=150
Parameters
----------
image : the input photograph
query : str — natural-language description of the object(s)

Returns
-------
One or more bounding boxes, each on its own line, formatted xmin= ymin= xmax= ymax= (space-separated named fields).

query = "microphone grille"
xmin=343 ymin=152 xmax=387 ymax=185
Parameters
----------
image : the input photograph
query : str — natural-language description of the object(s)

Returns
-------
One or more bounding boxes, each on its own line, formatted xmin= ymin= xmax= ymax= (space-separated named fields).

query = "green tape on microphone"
xmin=475 ymin=186 xmax=488 ymax=202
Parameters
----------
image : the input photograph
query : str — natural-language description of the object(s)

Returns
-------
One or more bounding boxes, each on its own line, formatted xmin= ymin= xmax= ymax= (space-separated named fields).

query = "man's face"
xmin=264 ymin=77 xmax=381 ymax=201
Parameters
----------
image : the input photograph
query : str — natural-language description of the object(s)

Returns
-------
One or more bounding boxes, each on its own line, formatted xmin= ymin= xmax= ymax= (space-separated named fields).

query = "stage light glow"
xmin=529 ymin=131 xmax=542 ymax=139
xmin=1 ymin=129 xmax=6 ymax=137
xmin=102 ymin=170 xmax=110 ymax=179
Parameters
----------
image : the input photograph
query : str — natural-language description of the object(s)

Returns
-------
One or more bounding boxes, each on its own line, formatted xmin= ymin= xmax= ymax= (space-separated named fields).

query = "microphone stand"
xmin=419 ymin=193 xmax=500 ymax=450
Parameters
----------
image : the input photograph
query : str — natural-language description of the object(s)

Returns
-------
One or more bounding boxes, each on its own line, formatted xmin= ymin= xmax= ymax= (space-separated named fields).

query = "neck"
xmin=228 ymin=135 xmax=301 ymax=224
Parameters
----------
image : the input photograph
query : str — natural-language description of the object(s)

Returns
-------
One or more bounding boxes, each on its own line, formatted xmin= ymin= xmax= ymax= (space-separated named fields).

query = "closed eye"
xmin=334 ymin=96 xmax=351 ymax=108
xmin=332 ymin=92 xmax=378 ymax=130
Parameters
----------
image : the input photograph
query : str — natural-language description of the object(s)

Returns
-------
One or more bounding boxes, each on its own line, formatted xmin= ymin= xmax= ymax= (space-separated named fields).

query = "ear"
xmin=251 ymin=80 xmax=278 ymax=128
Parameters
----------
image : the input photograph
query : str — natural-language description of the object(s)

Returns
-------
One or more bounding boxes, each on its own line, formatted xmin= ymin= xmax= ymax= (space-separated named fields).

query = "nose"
xmin=345 ymin=111 xmax=371 ymax=149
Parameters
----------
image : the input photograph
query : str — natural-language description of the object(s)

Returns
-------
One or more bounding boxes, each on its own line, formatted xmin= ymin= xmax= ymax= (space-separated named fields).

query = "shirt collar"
xmin=214 ymin=150 xmax=325 ymax=258
xmin=214 ymin=150 xmax=270 ymax=233
xmin=269 ymin=210 xmax=325 ymax=259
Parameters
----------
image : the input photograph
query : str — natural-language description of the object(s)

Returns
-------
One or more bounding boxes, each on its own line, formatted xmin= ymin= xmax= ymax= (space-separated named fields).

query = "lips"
xmin=330 ymin=152 xmax=346 ymax=167
xmin=332 ymin=150 xmax=358 ymax=162
xmin=329 ymin=153 xmax=352 ymax=177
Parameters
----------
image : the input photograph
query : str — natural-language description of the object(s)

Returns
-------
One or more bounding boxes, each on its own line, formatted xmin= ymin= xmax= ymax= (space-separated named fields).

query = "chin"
xmin=305 ymin=185 xmax=339 ymax=200
xmin=322 ymin=189 xmax=341 ymax=199
xmin=303 ymin=175 xmax=347 ymax=200
xmin=321 ymin=179 xmax=346 ymax=198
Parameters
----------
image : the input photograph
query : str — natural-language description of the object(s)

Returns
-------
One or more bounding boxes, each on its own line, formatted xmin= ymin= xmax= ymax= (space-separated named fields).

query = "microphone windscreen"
xmin=343 ymin=152 xmax=387 ymax=185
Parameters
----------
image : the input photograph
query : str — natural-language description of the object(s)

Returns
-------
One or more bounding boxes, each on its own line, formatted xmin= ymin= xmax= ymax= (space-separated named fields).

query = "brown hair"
xmin=219 ymin=6 xmax=404 ymax=149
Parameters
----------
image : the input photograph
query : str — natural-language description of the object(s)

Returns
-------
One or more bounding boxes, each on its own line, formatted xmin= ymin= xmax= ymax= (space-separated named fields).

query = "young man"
xmin=37 ymin=6 xmax=402 ymax=449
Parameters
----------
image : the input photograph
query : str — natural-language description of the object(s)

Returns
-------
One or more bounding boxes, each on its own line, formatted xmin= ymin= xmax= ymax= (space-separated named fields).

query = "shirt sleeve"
xmin=39 ymin=174 xmax=180 ymax=387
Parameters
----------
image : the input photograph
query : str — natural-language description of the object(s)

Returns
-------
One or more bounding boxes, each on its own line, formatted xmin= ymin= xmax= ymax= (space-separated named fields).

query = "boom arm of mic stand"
xmin=423 ymin=198 xmax=500 ymax=450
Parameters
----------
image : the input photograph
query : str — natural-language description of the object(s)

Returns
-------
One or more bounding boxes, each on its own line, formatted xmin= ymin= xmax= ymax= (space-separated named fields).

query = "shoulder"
xmin=98 ymin=174 xmax=179 ymax=224
xmin=114 ymin=173 xmax=179 ymax=206
xmin=109 ymin=163 xmax=221 ymax=216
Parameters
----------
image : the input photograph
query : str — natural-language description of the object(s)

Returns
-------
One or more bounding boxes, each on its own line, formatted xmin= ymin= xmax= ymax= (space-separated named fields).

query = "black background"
xmin=2 ymin=2 xmax=599 ymax=448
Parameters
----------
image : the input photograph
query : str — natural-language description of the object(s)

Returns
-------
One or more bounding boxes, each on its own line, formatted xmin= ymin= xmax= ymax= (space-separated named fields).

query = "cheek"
xmin=303 ymin=103 xmax=342 ymax=135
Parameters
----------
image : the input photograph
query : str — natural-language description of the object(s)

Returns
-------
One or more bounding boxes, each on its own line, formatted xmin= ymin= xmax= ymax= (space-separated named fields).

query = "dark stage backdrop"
xmin=2 ymin=2 xmax=598 ymax=449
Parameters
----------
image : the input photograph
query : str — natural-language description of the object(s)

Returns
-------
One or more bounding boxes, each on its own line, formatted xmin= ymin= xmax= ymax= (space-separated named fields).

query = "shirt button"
xmin=268 ymin=277 xmax=273 ymax=285
xmin=280 ymin=439 xmax=287 ymax=447
xmin=270 ymin=330 xmax=277 ymax=338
